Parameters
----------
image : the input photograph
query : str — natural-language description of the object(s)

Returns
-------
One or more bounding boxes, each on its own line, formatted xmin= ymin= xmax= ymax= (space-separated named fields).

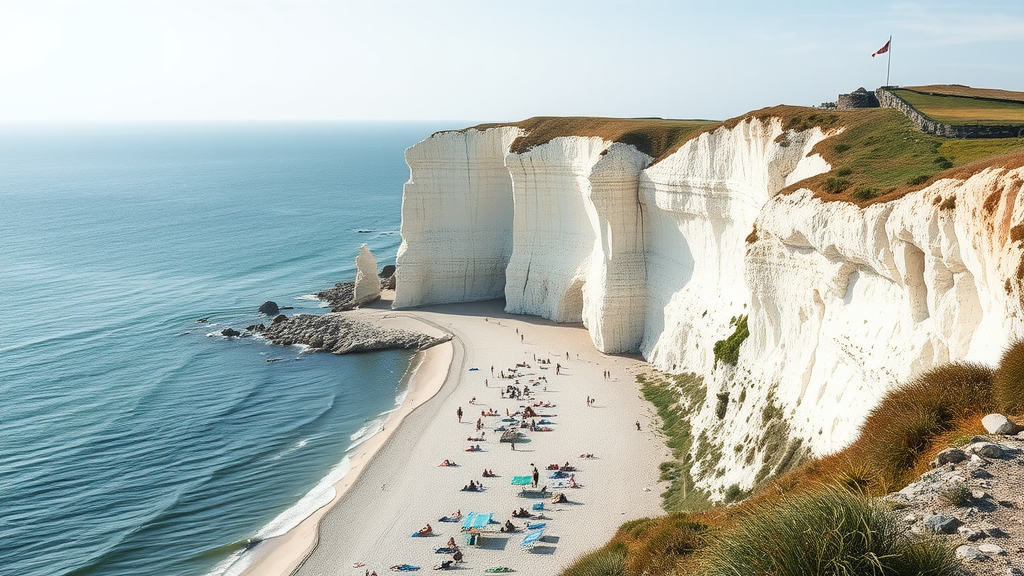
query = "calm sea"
xmin=0 ymin=122 xmax=450 ymax=576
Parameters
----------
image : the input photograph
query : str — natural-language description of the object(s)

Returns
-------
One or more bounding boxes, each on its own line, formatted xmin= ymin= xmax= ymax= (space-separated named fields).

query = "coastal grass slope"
xmin=560 ymin=342 xmax=1024 ymax=576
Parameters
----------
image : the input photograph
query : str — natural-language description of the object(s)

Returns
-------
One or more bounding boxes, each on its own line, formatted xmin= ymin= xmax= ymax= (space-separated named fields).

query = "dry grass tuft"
xmin=702 ymin=488 xmax=959 ymax=576
xmin=993 ymin=340 xmax=1024 ymax=414
xmin=853 ymin=362 xmax=993 ymax=489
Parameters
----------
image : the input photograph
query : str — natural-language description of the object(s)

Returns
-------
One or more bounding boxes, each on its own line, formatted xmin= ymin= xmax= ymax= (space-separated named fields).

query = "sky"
xmin=1 ymin=0 xmax=1022 ymax=123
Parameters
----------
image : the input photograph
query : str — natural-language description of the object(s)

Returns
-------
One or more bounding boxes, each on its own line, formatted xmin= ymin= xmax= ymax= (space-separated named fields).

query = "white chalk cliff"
xmin=395 ymin=117 xmax=1024 ymax=496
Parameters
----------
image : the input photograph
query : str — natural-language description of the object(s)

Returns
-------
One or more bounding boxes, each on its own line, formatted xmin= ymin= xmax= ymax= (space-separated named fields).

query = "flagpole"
xmin=886 ymin=35 xmax=892 ymax=86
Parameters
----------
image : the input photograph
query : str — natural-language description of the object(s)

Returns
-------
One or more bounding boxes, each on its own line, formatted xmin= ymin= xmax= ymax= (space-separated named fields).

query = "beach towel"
xmin=435 ymin=547 xmax=458 ymax=554
xmin=392 ymin=564 xmax=420 ymax=571
xmin=531 ymin=502 xmax=544 ymax=511
xmin=411 ymin=531 xmax=433 ymax=537
xmin=438 ymin=516 xmax=460 ymax=522
xmin=510 ymin=475 xmax=532 ymax=486
xmin=484 ymin=568 xmax=512 ymax=573
xmin=525 ymin=522 xmax=546 ymax=530
xmin=461 ymin=512 xmax=492 ymax=530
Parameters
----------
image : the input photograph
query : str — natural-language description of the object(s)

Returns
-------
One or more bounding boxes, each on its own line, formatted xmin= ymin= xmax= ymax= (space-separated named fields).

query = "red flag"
xmin=872 ymin=40 xmax=890 ymax=58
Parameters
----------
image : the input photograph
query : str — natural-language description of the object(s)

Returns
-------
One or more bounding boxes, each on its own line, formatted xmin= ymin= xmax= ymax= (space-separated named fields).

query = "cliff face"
xmin=395 ymin=118 xmax=1024 ymax=496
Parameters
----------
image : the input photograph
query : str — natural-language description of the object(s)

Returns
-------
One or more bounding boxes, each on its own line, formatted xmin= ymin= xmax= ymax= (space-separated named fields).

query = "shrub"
xmin=907 ymin=174 xmax=931 ymax=185
xmin=833 ymin=142 xmax=851 ymax=154
xmin=703 ymin=489 xmax=959 ymax=576
xmin=934 ymin=156 xmax=954 ymax=169
xmin=852 ymin=185 xmax=879 ymax=200
xmin=942 ymin=482 xmax=973 ymax=506
xmin=823 ymin=176 xmax=850 ymax=194
xmin=715 ymin=392 xmax=729 ymax=419
xmin=713 ymin=315 xmax=749 ymax=366
xmin=835 ymin=166 xmax=853 ymax=177
xmin=993 ymin=340 xmax=1024 ymax=414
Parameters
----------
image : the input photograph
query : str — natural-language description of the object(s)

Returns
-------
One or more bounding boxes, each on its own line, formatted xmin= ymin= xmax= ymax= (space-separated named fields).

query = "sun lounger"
xmin=522 ymin=528 xmax=545 ymax=548
xmin=499 ymin=429 xmax=520 ymax=442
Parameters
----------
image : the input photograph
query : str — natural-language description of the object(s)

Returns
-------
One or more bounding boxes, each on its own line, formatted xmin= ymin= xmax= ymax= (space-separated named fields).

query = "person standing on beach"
xmin=511 ymin=439 xmax=515 ymax=451
xmin=457 ymin=406 xmax=463 ymax=423
xmin=532 ymin=465 xmax=539 ymax=488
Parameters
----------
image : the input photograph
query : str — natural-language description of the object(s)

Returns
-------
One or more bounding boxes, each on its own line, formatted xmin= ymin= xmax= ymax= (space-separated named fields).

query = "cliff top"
xmin=468 ymin=116 xmax=719 ymax=163
xmin=456 ymin=106 xmax=1024 ymax=208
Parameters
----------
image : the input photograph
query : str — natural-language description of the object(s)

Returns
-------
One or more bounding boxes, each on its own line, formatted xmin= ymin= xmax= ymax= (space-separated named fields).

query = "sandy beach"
xmin=242 ymin=294 xmax=670 ymax=576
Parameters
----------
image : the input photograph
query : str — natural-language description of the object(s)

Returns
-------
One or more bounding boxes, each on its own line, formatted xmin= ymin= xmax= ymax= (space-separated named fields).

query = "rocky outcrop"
xmin=258 ymin=301 xmax=280 ymax=316
xmin=262 ymin=313 xmax=450 ymax=354
xmin=885 ymin=431 xmax=1024 ymax=576
xmin=394 ymin=117 xmax=1024 ymax=495
xmin=353 ymin=244 xmax=381 ymax=306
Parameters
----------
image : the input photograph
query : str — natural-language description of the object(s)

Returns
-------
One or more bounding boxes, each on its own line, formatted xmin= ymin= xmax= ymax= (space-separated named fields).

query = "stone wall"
xmin=877 ymin=88 xmax=1024 ymax=139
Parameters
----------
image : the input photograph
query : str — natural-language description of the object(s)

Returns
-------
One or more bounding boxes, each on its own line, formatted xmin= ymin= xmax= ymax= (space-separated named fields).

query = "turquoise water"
xmin=0 ymin=123 xmax=448 ymax=576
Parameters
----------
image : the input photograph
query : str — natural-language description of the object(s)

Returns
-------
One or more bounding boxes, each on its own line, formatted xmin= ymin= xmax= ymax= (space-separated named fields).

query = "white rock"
xmin=956 ymin=545 xmax=987 ymax=561
xmin=982 ymin=413 xmax=1020 ymax=435
xmin=353 ymin=245 xmax=381 ymax=306
xmin=978 ymin=543 xmax=1007 ymax=556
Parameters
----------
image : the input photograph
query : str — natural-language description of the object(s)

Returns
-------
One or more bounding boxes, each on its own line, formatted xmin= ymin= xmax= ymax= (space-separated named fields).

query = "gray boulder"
xmin=923 ymin=514 xmax=960 ymax=534
xmin=933 ymin=447 xmax=967 ymax=466
xmin=258 ymin=301 xmax=280 ymax=316
xmin=967 ymin=442 xmax=1010 ymax=458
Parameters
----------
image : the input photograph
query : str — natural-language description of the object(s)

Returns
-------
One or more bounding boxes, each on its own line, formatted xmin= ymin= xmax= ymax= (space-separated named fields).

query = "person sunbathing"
xmin=439 ymin=459 xmax=455 ymax=467
xmin=579 ymin=453 xmax=594 ymax=458
xmin=447 ymin=536 xmax=458 ymax=549
xmin=482 ymin=469 xmax=496 ymax=477
xmin=546 ymin=463 xmax=559 ymax=470
xmin=568 ymin=474 xmax=579 ymax=488
xmin=418 ymin=524 xmax=433 ymax=535
xmin=467 ymin=435 xmax=484 ymax=441
xmin=499 ymin=519 xmax=517 ymax=532
xmin=452 ymin=550 xmax=463 ymax=562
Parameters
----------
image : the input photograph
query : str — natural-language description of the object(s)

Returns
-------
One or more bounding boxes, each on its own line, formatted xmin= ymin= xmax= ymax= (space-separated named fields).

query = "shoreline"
xmin=236 ymin=305 xmax=456 ymax=576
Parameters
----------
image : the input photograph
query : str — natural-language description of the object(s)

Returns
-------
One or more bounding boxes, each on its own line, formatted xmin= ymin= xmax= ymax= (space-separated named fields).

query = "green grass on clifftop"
xmin=893 ymin=88 xmax=1024 ymax=125
xmin=761 ymin=106 xmax=1024 ymax=205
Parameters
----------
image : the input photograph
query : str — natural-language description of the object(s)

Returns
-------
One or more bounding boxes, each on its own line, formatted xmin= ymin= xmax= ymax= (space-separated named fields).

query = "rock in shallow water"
xmin=258 ymin=301 xmax=280 ymax=316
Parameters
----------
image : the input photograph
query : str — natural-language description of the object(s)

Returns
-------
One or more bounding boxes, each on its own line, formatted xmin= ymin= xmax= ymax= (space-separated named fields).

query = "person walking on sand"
xmin=457 ymin=406 xmax=463 ymax=423
xmin=636 ymin=420 xmax=641 ymax=431
xmin=586 ymin=395 xmax=590 ymax=407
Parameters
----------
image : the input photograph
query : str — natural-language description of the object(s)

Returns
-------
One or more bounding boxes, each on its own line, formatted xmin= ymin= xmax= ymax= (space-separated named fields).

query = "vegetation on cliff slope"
xmin=560 ymin=341 xmax=1024 ymax=576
